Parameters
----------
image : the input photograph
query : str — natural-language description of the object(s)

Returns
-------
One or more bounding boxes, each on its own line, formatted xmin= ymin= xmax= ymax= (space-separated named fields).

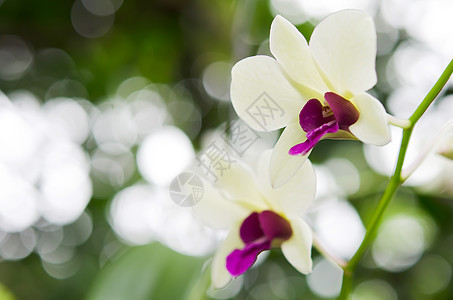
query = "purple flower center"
xmin=226 ymin=210 xmax=292 ymax=277
xmin=289 ymin=92 xmax=359 ymax=156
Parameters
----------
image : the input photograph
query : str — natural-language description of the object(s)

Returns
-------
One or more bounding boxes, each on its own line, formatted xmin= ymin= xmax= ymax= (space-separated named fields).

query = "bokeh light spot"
xmin=0 ymin=35 xmax=33 ymax=81
xmin=411 ymin=254 xmax=451 ymax=295
xmin=81 ymin=0 xmax=123 ymax=16
xmin=43 ymin=97 xmax=91 ymax=144
xmin=306 ymin=257 xmax=343 ymax=298
xmin=202 ymin=61 xmax=232 ymax=102
xmin=270 ymin=0 xmax=307 ymax=25
xmin=351 ymin=279 xmax=397 ymax=300
xmin=312 ymin=200 xmax=365 ymax=260
xmin=0 ymin=229 xmax=36 ymax=260
xmin=71 ymin=0 xmax=114 ymax=39
xmin=109 ymin=184 xmax=157 ymax=245
xmin=137 ymin=126 xmax=195 ymax=186
xmin=372 ymin=212 xmax=436 ymax=272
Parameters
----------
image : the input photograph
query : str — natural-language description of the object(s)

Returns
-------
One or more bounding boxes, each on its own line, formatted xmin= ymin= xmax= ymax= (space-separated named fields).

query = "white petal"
xmin=231 ymin=55 xmax=304 ymax=132
xmin=192 ymin=179 xmax=248 ymax=230
xmin=281 ymin=218 xmax=313 ymax=274
xmin=270 ymin=15 xmax=328 ymax=96
xmin=257 ymin=150 xmax=316 ymax=217
xmin=216 ymin=160 xmax=267 ymax=210
xmin=211 ymin=224 xmax=243 ymax=289
xmin=309 ymin=10 xmax=377 ymax=94
xmin=349 ymin=92 xmax=391 ymax=146
xmin=269 ymin=122 xmax=309 ymax=188
xmin=256 ymin=149 xmax=275 ymax=191
xmin=271 ymin=160 xmax=316 ymax=217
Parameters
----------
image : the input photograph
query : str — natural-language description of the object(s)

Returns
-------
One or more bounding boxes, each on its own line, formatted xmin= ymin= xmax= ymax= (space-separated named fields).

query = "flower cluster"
xmin=193 ymin=9 xmax=394 ymax=290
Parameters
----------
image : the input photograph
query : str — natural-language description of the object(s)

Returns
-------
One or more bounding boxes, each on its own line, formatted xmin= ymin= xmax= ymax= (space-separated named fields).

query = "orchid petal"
xmin=289 ymin=121 xmax=338 ymax=155
xmin=324 ymin=92 xmax=359 ymax=130
xmin=273 ymin=161 xmax=316 ymax=217
xmin=270 ymin=15 xmax=328 ymax=96
xmin=259 ymin=210 xmax=292 ymax=241
xmin=256 ymin=149 xmax=274 ymax=192
xmin=227 ymin=210 xmax=292 ymax=277
xmin=240 ymin=212 xmax=264 ymax=243
xmin=258 ymin=150 xmax=316 ymax=216
xmin=211 ymin=224 xmax=243 ymax=289
xmin=226 ymin=240 xmax=270 ymax=277
xmin=215 ymin=161 xmax=263 ymax=207
xmin=309 ymin=10 xmax=377 ymax=94
xmin=323 ymin=130 xmax=356 ymax=140
xmin=269 ymin=122 xmax=309 ymax=188
xmin=281 ymin=218 xmax=313 ymax=274
xmin=349 ymin=92 xmax=391 ymax=146
xmin=193 ymin=179 xmax=249 ymax=229
xmin=230 ymin=56 xmax=303 ymax=131
xmin=298 ymin=98 xmax=326 ymax=132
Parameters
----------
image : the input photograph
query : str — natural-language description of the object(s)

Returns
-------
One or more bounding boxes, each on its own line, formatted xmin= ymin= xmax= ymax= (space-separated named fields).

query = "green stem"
xmin=338 ymin=270 xmax=353 ymax=300
xmin=347 ymin=127 xmax=412 ymax=272
xmin=338 ymin=58 xmax=453 ymax=300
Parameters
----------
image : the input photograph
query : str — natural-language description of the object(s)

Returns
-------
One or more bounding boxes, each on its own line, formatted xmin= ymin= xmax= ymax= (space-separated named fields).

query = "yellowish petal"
xmin=309 ymin=10 xmax=377 ymax=94
xmin=269 ymin=122 xmax=309 ymax=188
xmin=270 ymin=15 xmax=328 ymax=96
xmin=349 ymin=92 xmax=391 ymax=146
xmin=231 ymin=55 xmax=303 ymax=132
xmin=281 ymin=218 xmax=313 ymax=274
xmin=192 ymin=178 xmax=248 ymax=229
xmin=211 ymin=224 xmax=243 ymax=289
xmin=257 ymin=149 xmax=316 ymax=217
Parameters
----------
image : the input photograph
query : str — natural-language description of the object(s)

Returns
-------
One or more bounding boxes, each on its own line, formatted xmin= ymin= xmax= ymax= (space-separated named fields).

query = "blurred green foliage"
xmin=86 ymin=243 xmax=204 ymax=300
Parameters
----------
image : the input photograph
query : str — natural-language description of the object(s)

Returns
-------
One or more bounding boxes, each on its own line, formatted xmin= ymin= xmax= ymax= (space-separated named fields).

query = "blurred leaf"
xmin=86 ymin=243 xmax=205 ymax=300
xmin=0 ymin=283 xmax=16 ymax=300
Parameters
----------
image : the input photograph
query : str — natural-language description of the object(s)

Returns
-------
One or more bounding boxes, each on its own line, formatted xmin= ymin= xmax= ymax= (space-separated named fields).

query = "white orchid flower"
xmin=193 ymin=150 xmax=316 ymax=289
xmin=230 ymin=10 xmax=391 ymax=187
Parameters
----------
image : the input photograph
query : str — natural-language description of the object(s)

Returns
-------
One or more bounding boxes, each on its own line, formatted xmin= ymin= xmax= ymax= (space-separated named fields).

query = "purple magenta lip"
xmin=289 ymin=92 xmax=359 ymax=155
xmin=226 ymin=210 xmax=292 ymax=277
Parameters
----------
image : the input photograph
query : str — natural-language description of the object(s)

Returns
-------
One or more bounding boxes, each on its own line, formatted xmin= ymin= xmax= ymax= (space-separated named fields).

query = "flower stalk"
xmin=338 ymin=58 xmax=453 ymax=300
xmin=312 ymin=234 xmax=347 ymax=268
xmin=387 ymin=114 xmax=411 ymax=129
